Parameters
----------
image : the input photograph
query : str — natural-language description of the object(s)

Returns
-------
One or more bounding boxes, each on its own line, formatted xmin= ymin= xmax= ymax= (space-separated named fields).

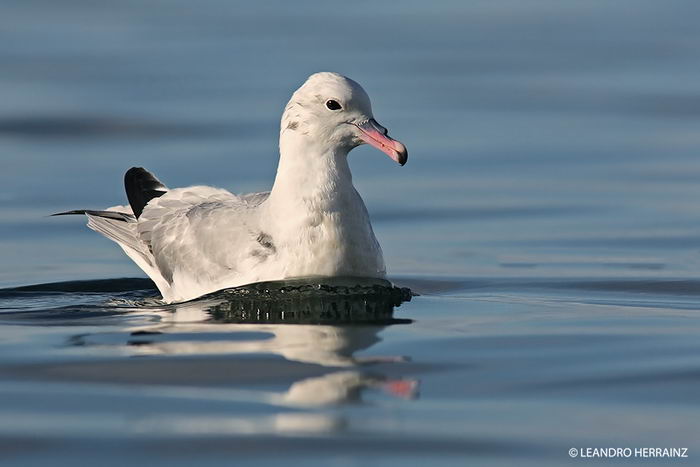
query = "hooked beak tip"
xmin=355 ymin=119 xmax=408 ymax=166
xmin=394 ymin=142 xmax=408 ymax=166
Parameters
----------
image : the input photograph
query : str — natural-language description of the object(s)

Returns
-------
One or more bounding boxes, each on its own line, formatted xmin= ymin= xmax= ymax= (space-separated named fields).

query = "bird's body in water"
xmin=54 ymin=72 xmax=408 ymax=303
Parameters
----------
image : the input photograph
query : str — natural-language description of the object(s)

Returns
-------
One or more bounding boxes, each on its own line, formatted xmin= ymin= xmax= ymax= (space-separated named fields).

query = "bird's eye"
xmin=325 ymin=99 xmax=342 ymax=111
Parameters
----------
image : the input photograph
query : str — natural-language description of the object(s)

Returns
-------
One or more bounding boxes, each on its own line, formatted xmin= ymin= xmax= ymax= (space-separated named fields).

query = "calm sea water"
xmin=2 ymin=0 xmax=700 ymax=465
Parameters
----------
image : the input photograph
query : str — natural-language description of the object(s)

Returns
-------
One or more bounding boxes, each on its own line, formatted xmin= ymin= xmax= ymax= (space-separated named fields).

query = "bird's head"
xmin=281 ymin=72 xmax=407 ymax=166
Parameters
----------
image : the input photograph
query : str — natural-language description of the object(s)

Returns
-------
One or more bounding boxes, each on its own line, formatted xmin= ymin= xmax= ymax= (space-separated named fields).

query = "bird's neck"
xmin=264 ymin=130 xmax=384 ymax=280
xmin=268 ymin=132 xmax=355 ymax=212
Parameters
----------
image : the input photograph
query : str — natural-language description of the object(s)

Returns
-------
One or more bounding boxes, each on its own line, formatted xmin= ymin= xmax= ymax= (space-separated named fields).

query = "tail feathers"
xmin=125 ymin=167 xmax=167 ymax=218
xmin=85 ymin=214 xmax=153 ymax=267
xmin=51 ymin=208 xmax=171 ymax=296
xmin=52 ymin=209 xmax=150 ymax=267
xmin=87 ymin=213 xmax=171 ymax=296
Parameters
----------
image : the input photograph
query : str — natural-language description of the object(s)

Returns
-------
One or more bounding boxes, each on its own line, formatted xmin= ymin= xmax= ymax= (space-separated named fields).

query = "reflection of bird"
xmin=129 ymin=321 xmax=405 ymax=367
xmin=68 ymin=293 xmax=418 ymax=406
xmin=54 ymin=72 xmax=408 ymax=303
xmin=129 ymin=286 xmax=412 ymax=368
xmin=123 ymin=321 xmax=419 ymax=406
xmin=66 ymin=281 xmax=417 ymax=407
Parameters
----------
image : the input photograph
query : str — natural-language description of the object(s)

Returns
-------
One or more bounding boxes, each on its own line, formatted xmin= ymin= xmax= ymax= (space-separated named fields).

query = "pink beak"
xmin=355 ymin=119 xmax=408 ymax=166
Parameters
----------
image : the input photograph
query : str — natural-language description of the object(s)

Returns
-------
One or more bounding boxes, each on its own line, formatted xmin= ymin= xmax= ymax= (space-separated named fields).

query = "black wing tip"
xmin=124 ymin=167 xmax=167 ymax=219
xmin=125 ymin=167 xmax=165 ymax=187
xmin=50 ymin=210 xmax=135 ymax=222
xmin=125 ymin=166 xmax=149 ymax=179
xmin=51 ymin=210 xmax=89 ymax=217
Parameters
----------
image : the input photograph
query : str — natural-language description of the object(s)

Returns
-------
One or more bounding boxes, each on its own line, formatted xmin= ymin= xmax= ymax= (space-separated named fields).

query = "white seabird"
xmin=55 ymin=72 xmax=408 ymax=303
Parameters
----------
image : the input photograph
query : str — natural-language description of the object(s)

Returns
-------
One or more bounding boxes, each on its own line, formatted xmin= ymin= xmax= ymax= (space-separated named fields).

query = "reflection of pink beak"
xmin=355 ymin=119 xmax=408 ymax=166
xmin=381 ymin=379 xmax=419 ymax=399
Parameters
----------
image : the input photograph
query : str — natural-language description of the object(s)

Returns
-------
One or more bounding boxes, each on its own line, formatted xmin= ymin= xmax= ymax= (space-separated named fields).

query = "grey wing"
xmin=137 ymin=186 xmax=267 ymax=290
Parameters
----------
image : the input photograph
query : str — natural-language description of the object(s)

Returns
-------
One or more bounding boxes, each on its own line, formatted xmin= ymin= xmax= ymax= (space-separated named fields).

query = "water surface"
xmin=2 ymin=0 xmax=700 ymax=465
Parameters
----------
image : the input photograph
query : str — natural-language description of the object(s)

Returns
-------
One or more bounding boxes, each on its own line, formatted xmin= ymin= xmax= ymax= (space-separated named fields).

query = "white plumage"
xmin=62 ymin=72 xmax=407 ymax=303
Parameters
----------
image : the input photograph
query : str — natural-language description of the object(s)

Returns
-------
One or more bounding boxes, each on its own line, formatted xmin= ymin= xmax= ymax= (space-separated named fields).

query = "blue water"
xmin=2 ymin=0 xmax=700 ymax=465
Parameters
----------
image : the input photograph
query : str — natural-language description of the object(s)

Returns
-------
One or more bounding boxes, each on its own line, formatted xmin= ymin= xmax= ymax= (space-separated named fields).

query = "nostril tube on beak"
xmin=369 ymin=118 xmax=388 ymax=136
